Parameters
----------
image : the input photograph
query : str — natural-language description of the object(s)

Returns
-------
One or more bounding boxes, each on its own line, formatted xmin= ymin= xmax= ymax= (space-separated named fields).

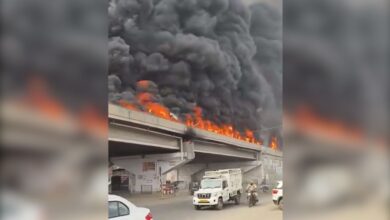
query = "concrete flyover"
xmin=108 ymin=104 xmax=282 ymax=192
xmin=109 ymin=104 xmax=270 ymax=161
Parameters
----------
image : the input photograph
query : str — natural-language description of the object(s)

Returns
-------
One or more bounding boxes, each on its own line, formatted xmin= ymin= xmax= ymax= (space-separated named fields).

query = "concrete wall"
xmin=192 ymin=162 xmax=262 ymax=185
xmin=262 ymin=153 xmax=283 ymax=187
xmin=244 ymin=166 xmax=263 ymax=185
xmin=177 ymin=163 xmax=207 ymax=189
xmin=177 ymin=153 xmax=283 ymax=190
xmin=111 ymin=151 xmax=283 ymax=193
xmin=111 ymin=157 xmax=180 ymax=193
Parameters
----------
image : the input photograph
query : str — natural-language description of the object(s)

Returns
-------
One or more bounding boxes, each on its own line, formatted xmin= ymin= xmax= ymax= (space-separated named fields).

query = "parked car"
xmin=108 ymin=194 xmax=153 ymax=220
xmin=2 ymin=192 xmax=43 ymax=220
xmin=272 ymin=181 xmax=283 ymax=210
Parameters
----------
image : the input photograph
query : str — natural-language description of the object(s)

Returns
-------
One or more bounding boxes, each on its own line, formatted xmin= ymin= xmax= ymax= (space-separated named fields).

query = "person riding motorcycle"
xmin=246 ymin=181 xmax=258 ymax=202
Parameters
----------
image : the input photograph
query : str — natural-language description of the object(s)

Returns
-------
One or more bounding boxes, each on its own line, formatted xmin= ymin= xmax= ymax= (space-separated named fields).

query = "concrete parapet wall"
xmin=109 ymin=104 xmax=276 ymax=153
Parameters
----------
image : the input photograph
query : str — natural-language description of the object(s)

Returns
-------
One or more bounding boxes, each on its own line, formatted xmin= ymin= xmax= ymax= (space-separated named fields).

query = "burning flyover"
xmin=109 ymin=103 xmax=282 ymax=193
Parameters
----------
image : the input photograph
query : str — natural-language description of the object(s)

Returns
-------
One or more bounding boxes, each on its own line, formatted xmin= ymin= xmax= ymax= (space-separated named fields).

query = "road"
xmin=125 ymin=192 xmax=282 ymax=220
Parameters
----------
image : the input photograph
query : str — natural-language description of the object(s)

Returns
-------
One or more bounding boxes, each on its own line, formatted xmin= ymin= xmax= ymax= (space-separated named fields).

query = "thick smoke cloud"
xmin=108 ymin=0 xmax=282 ymax=137
xmin=284 ymin=0 xmax=389 ymax=136
xmin=250 ymin=2 xmax=282 ymax=127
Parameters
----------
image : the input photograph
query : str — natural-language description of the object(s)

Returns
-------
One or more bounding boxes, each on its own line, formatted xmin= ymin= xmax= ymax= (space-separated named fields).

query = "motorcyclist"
xmin=246 ymin=181 xmax=258 ymax=202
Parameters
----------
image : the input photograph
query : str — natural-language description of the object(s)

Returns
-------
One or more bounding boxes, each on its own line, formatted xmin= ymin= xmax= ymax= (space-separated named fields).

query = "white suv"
xmin=272 ymin=181 xmax=283 ymax=209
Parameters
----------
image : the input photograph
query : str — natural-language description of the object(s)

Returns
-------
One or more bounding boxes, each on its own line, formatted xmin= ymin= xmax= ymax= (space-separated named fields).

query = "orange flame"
xmin=185 ymin=107 xmax=262 ymax=145
xmin=24 ymin=76 xmax=107 ymax=136
xmin=26 ymin=77 xmax=67 ymax=121
xmin=269 ymin=136 xmax=278 ymax=150
xmin=137 ymin=92 xmax=154 ymax=105
xmin=284 ymin=105 xmax=390 ymax=150
xmin=145 ymin=102 xmax=173 ymax=120
xmin=116 ymin=80 xmax=263 ymax=145
xmin=118 ymin=100 xmax=138 ymax=111
xmin=79 ymin=105 xmax=108 ymax=136
xmin=137 ymin=80 xmax=152 ymax=89
xmin=132 ymin=91 xmax=177 ymax=121
xmin=290 ymin=105 xmax=364 ymax=143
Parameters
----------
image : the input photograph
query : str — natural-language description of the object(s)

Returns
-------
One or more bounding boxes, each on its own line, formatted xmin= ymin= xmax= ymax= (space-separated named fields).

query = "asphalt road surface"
xmin=126 ymin=193 xmax=282 ymax=220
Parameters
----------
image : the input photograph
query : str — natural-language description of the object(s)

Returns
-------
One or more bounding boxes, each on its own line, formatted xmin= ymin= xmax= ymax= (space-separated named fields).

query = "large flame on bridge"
xmin=185 ymin=106 xmax=261 ymax=144
xmin=118 ymin=81 xmax=263 ymax=145
xmin=288 ymin=105 xmax=364 ymax=144
xmin=269 ymin=136 xmax=278 ymax=150
xmin=17 ymin=76 xmax=108 ymax=136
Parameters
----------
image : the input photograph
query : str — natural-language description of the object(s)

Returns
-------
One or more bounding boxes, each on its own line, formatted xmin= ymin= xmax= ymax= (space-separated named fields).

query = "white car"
xmin=272 ymin=181 xmax=283 ymax=209
xmin=108 ymin=195 xmax=153 ymax=220
xmin=1 ymin=192 xmax=44 ymax=220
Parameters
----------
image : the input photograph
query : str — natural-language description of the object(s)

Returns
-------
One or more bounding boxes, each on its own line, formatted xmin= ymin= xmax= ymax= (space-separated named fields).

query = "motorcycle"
xmin=247 ymin=191 xmax=258 ymax=207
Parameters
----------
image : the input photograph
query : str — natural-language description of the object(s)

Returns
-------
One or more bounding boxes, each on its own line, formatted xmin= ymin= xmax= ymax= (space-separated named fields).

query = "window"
xmin=118 ymin=202 xmax=129 ymax=216
xmin=143 ymin=162 xmax=156 ymax=171
xmin=108 ymin=202 xmax=118 ymax=218
xmin=201 ymin=179 xmax=222 ymax=189
xmin=222 ymin=180 xmax=228 ymax=189
xmin=108 ymin=201 xmax=129 ymax=218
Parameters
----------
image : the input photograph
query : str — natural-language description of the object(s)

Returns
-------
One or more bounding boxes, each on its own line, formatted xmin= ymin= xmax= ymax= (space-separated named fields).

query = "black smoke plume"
xmin=284 ymin=0 xmax=389 ymax=137
xmin=108 ymin=0 xmax=282 ymax=140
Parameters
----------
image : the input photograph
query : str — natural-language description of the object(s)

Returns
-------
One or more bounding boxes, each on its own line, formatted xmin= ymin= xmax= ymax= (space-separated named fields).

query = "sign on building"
xmin=143 ymin=162 xmax=156 ymax=171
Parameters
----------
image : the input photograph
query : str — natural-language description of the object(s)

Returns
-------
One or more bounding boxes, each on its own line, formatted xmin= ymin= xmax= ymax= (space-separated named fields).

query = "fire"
xmin=115 ymin=80 xmax=264 ymax=145
xmin=137 ymin=80 xmax=152 ymax=90
xmin=118 ymin=93 xmax=176 ymax=121
xmin=269 ymin=136 xmax=278 ymax=150
xmin=118 ymin=100 xmax=138 ymax=111
xmin=145 ymin=102 xmax=173 ymax=120
xmin=27 ymin=77 xmax=67 ymax=121
xmin=79 ymin=105 xmax=108 ymax=136
xmin=245 ymin=129 xmax=260 ymax=144
xmin=23 ymin=76 xmax=107 ymax=136
xmin=290 ymin=105 xmax=364 ymax=143
xmin=185 ymin=107 xmax=262 ymax=145
xmin=125 ymin=91 xmax=178 ymax=121
xmin=137 ymin=92 xmax=154 ymax=105
xmin=119 ymin=98 xmax=263 ymax=144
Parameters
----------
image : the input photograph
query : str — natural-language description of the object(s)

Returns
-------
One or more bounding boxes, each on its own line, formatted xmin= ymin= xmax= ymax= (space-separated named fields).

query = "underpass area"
xmin=109 ymin=139 xmax=265 ymax=194
xmin=108 ymin=105 xmax=283 ymax=218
